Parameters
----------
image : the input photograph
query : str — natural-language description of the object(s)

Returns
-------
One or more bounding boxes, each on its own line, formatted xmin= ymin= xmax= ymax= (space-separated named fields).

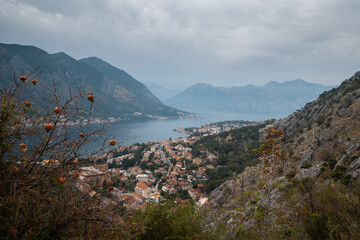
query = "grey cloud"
xmin=0 ymin=0 xmax=359 ymax=87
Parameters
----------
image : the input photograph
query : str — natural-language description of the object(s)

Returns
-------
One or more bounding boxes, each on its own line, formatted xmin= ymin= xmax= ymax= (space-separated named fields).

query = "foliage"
xmin=0 ymin=71 xmax=136 ymax=239
xmin=233 ymin=127 xmax=296 ymax=239
xmin=298 ymin=180 xmax=360 ymax=240
xmin=132 ymin=201 xmax=204 ymax=240
xmin=230 ymin=127 xmax=360 ymax=239
xmin=191 ymin=123 xmax=269 ymax=193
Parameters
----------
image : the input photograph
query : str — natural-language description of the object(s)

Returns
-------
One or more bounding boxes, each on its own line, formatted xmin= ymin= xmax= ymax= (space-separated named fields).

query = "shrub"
xmin=0 ymin=71 xmax=128 ymax=239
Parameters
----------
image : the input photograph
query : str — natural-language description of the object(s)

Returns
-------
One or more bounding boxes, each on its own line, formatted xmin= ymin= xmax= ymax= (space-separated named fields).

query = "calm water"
xmin=101 ymin=111 xmax=284 ymax=147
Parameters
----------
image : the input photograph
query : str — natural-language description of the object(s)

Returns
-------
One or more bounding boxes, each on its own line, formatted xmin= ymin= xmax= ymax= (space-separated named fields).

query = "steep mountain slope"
xmin=201 ymin=71 xmax=360 ymax=239
xmin=0 ymin=43 xmax=191 ymax=120
xmin=80 ymin=57 xmax=184 ymax=117
xmin=165 ymin=80 xmax=333 ymax=116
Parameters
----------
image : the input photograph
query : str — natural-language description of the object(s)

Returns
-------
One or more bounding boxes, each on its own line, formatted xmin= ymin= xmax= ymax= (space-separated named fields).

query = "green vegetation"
xmin=191 ymin=122 xmax=272 ymax=193
xmin=130 ymin=201 xmax=219 ymax=240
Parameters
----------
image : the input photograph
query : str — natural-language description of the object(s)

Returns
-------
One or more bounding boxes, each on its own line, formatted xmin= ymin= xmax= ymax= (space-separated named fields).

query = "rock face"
xmin=0 ymin=43 xmax=190 ymax=120
xmin=348 ymin=157 xmax=360 ymax=179
xmin=202 ymin=71 xmax=360 ymax=235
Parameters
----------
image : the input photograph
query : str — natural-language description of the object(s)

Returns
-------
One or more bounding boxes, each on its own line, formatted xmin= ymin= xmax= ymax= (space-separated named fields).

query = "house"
xmin=80 ymin=166 xmax=105 ymax=180
xmin=185 ymin=152 xmax=192 ymax=160
xmin=169 ymin=173 xmax=177 ymax=180
xmin=208 ymin=154 xmax=217 ymax=160
xmin=154 ymin=159 xmax=162 ymax=165
xmin=162 ymin=158 xmax=170 ymax=165
xmin=184 ymin=147 xmax=192 ymax=152
xmin=195 ymin=170 xmax=206 ymax=179
xmin=182 ymin=183 xmax=192 ymax=190
xmin=174 ymin=144 xmax=184 ymax=151
xmin=162 ymin=184 xmax=170 ymax=192
xmin=136 ymin=174 xmax=149 ymax=182
xmin=193 ymin=158 xmax=203 ymax=165
xmin=206 ymin=164 xmax=215 ymax=170
xmin=135 ymin=181 xmax=152 ymax=198
xmin=187 ymin=175 xmax=194 ymax=182
xmin=142 ymin=153 xmax=149 ymax=162
xmin=120 ymin=174 xmax=129 ymax=181
xmin=155 ymin=167 xmax=166 ymax=174
xmin=169 ymin=187 xmax=176 ymax=194
xmin=178 ymin=171 xmax=186 ymax=177
xmin=111 ymin=168 xmax=122 ymax=175
xmin=128 ymin=167 xmax=141 ymax=175
xmin=94 ymin=163 xmax=108 ymax=171
xmin=150 ymin=144 xmax=159 ymax=152
xmin=199 ymin=167 xmax=206 ymax=172
xmin=150 ymin=194 xmax=161 ymax=203
xmin=197 ymin=184 xmax=205 ymax=192
xmin=167 ymin=178 xmax=177 ymax=187
xmin=188 ymin=189 xmax=199 ymax=199
xmin=131 ymin=145 xmax=139 ymax=151
xmin=131 ymin=192 xmax=145 ymax=203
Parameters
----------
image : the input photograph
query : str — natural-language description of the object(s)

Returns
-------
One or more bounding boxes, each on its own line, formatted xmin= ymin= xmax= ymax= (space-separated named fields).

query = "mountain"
xmin=165 ymin=80 xmax=334 ymax=116
xmin=200 ymin=71 xmax=360 ymax=238
xmin=143 ymin=82 xmax=186 ymax=102
xmin=0 ymin=43 xmax=192 ymax=120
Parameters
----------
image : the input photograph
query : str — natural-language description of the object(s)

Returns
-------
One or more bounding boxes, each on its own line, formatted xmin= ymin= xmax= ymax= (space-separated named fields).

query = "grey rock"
xmin=299 ymin=151 xmax=313 ymax=168
xmin=348 ymin=157 xmax=360 ymax=179
xmin=295 ymin=165 xmax=323 ymax=179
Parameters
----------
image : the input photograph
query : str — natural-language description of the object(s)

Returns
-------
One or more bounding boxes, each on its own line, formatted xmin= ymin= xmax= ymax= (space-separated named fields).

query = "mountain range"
xmin=165 ymin=80 xmax=334 ymax=116
xmin=143 ymin=82 xmax=187 ymax=102
xmin=0 ymin=43 xmax=192 ymax=120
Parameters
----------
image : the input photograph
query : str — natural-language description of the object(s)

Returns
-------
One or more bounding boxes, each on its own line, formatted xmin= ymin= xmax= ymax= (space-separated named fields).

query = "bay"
xmin=101 ymin=111 xmax=285 ymax=146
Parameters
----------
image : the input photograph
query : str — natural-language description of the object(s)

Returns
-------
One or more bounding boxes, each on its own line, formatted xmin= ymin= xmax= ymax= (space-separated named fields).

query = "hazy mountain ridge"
xmin=143 ymin=82 xmax=185 ymax=102
xmin=165 ymin=80 xmax=333 ymax=116
xmin=0 ymin=43 xmax=191 ymax=120
xmin=202 ymin=71 xmax=360 ymax=237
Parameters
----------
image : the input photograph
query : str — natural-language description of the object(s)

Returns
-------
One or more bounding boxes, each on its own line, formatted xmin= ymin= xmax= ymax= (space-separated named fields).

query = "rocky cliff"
xmin=202 ymin=71 xmax=360 ymax=239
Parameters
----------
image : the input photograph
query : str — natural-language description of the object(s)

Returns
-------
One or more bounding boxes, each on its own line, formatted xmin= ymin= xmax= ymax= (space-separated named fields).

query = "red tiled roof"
xmin=132 ymin=192 xmax=144 ymax=200
xmin=136 ymin=182 xmax=150 ymax=191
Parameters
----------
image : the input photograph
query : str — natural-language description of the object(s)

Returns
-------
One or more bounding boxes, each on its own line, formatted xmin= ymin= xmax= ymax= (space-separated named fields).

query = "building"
xmin=135 ymin=181 xmax=152 ymax=198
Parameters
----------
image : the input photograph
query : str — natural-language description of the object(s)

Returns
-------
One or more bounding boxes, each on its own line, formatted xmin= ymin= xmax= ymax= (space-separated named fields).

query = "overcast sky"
xmin=1 ymin=0 xmax=359 ymax=88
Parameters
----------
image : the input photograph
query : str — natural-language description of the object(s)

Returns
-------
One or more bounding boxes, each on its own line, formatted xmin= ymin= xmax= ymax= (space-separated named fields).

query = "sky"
xmin=1 ymin=0 xmax=360 ymax=88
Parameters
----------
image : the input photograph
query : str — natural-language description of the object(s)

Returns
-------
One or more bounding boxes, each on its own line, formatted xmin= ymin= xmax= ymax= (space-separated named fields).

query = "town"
xmin=65 ymin=120 xmax=259 ymax=209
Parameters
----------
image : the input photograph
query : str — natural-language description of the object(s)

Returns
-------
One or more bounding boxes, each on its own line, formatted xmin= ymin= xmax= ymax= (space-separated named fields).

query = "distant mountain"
xmin=165 ymin=80 xmax=334 ymax=116
xmin=0 ymin=43 xmax=192 ymax=120
xmin=143 ymin=82 xmax=185 ymax=102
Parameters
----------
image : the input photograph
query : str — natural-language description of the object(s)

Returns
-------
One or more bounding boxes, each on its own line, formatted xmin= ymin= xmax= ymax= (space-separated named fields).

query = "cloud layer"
xmin=1 ymin=0 xmax=360 ymax=87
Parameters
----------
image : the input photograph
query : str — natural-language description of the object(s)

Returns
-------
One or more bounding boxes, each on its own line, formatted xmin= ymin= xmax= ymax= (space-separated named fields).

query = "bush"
xmin=327 ymin=157 xmax=337 ymax=169
xmin=0 ymin=71 xmax=128 ymax=239
xmin=304 ymin=213 xmax=329 ymax=240
xmin=331 ymin=165 xmax=347 ymax=180
xmin=132 ymin=201 xmax=204 ymax=239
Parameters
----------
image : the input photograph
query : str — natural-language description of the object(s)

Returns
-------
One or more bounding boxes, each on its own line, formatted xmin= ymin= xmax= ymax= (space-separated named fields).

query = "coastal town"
xmin=64 ymin=120 xmax=259 ymax=209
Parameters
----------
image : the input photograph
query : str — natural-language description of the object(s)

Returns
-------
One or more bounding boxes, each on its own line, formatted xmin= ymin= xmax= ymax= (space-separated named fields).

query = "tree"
xmin=234 ymin=127 xmax=296 ymax=239
xmin=0 ymin=71 xmax=137 ymax=239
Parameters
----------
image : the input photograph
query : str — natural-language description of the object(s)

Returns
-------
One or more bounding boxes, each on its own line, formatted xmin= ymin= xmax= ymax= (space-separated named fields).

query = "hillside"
xmin=165 ymin=80 xmax=333 ymax=116
xmin=201 ymin=71 xmax=360 ymax=239
xmin=0 ymin=43 xmax=192 ymax=120
xmin=143 ymin=82 xmax=185 ymax=102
